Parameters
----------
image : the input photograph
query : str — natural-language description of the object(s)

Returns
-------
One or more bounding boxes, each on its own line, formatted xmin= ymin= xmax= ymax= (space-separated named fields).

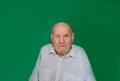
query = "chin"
xmin=59 ymin=48 xmax=66 ymax=51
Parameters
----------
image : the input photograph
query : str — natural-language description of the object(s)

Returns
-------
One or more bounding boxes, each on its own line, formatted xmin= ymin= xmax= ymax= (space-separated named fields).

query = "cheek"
xmin=52 ymin=39 xmax=59 ymax=45
xmin=65 ymin=39 xmax=72 ymax=44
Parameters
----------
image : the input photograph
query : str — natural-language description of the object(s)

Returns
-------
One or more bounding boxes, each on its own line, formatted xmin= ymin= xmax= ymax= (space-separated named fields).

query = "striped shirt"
xmin=29 ymin=44 xmax=96 ymax=81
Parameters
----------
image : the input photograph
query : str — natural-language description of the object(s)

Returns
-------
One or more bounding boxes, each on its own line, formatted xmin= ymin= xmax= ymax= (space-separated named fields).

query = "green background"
xmin=0 ymin=0 xmax=120 ymax=81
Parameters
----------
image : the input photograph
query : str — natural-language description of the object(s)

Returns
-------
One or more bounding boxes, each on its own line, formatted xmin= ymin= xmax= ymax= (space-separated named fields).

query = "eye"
xmin=64 ymin=34 xmax=70 ymax=37
xmin=55 ymin=35 xmax=60 ymax=37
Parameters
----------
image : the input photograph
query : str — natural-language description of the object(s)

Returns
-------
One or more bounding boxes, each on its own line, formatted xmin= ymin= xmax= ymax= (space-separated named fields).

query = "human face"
xmin=51 ymin=23 xmax=74 ymax=56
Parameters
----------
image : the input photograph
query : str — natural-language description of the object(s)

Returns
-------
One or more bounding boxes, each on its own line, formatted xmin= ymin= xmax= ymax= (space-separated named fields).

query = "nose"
xmin=59 ymin=37 xmax=65 ymax=43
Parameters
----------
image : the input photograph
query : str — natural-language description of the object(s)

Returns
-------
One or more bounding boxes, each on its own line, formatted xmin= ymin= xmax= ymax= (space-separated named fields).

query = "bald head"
xmin=51 ymin=22 xmax=74 ymax=56
xmin=52 ymin=22 xmax=73 ymax=35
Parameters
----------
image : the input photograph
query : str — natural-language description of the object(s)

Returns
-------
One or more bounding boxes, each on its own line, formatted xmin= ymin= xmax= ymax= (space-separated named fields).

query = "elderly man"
xmin=29 ymin=22 xmax=96 ymax=81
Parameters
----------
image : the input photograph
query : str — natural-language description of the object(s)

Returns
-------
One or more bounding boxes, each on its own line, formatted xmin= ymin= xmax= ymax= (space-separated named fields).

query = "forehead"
xmin=52 ymin=23 xmax=72 ymax=34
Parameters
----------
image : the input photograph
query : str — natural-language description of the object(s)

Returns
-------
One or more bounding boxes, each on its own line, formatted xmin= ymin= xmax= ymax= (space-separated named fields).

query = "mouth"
xmin=59 ymin=45 xmax=66 ymax=47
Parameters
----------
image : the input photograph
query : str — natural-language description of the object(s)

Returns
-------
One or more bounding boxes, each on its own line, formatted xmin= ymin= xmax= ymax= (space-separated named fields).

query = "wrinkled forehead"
xmin=52 ymin=22 xmax=72 ymax=34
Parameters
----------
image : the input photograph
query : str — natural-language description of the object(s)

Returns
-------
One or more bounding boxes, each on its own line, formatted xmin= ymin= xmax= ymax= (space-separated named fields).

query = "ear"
xmin=71 ymin=33 xmax=74 ymax=43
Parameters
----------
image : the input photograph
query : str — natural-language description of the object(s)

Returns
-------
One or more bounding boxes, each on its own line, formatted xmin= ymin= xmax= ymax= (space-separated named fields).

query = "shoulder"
xmin=41 ymin=43 xmax=52 ymax=48
xmin=72 ymin=44 xmax=87 ymax=57
xmin=38 ymin=43 xmax=53 ymax=57
xmin=39 ymin=43 xmax=53 ymax=53
xmin=40 ymin=43 xmax=52 ymax=50
xmin=72 ymin=44 xmax=85 ymax=52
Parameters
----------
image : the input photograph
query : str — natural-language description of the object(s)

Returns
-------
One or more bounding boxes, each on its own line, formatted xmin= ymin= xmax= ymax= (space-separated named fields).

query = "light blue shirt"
xmin=29 ymin=44 xmax=96 ymax=81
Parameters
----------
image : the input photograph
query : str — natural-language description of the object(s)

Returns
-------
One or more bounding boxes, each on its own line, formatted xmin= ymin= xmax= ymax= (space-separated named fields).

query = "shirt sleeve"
xmin=29 ymin=52 xmax=41 ymax=81
xmin=81 ymin=49 xmax=96 ymax=81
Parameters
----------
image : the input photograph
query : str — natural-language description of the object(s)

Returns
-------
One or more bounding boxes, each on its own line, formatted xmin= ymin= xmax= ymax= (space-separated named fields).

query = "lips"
xmin=59 ymin=45 xmax=66 ymax=47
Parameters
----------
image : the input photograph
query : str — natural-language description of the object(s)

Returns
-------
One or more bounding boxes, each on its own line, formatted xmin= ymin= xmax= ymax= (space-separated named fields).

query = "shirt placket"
xmin=55 ymin=57 xmax=63 ymax=81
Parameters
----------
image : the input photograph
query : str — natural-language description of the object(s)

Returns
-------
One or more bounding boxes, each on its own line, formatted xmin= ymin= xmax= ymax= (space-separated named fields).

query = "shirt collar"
xmin=65 ymin=46 xmax=77 ymax=58
xmin=49 ymin=45 xmax=56 ymax=55
xmin=49 ymin=45 xmax=77 ymax=58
